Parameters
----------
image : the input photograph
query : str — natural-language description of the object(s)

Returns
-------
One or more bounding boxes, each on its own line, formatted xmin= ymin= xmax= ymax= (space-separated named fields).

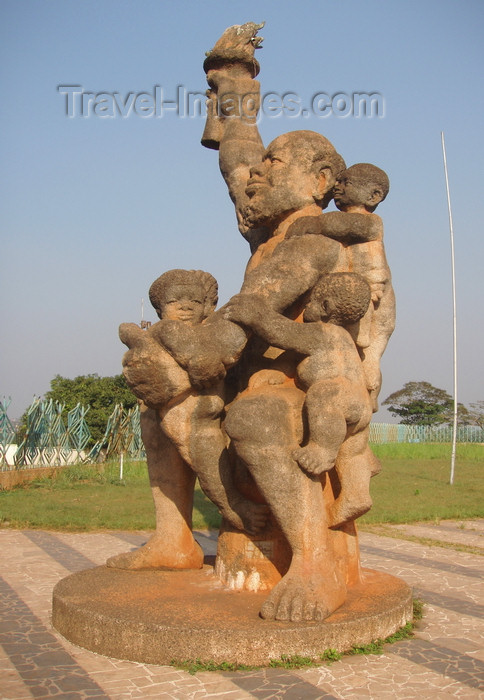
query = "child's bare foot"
xmin=292 ymin=443 xmax=336 ymax=475
xmin=328 ymin=495 xmax=372 ymax=529
xmin=222 ymin=499 xmax=270 ymax=535
xmin=106 ymin=534 xmax=204 ymax=570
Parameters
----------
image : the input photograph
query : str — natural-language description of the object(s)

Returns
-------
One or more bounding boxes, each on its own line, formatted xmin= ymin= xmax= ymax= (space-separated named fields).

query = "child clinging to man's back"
xmin=332 ymin=163 xmax=390 ymax=320
xmin=332 ymin=164 xmax=395 ymax=409
xmin=224 ymin=272 xmax=381 ymax=528
xmin=120 ymin=268 xmax=268 ymax=534
xmin=287 ymin=163 xmax=395 ymax=410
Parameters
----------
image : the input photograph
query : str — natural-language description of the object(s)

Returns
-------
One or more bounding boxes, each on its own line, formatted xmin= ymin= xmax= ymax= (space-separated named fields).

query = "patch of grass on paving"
xmin=171 ymin=601 xmax=422 ymax=673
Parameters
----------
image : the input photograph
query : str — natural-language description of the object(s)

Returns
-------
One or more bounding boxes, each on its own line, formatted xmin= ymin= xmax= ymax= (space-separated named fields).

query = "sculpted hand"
xmin=204 ymin=21 xmax=264 ymax=76
xmin=222 ymin=293 xmax=267 ymax=328
xmin=119 ymin=322 xmax=145 ymax=349
xmin=186 ymin=354 xmax=226 ymax=389
xmin=370 ymin=282 xmax=385 ymax=302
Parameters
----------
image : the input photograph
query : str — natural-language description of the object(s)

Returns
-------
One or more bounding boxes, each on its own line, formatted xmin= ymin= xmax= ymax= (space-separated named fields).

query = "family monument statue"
xmin=53 ymin=22 xmax=412 ymax=666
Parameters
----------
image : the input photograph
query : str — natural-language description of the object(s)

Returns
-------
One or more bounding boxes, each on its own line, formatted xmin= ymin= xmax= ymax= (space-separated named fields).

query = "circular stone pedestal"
xmin=52 ymin=565 xmax=412 ymax=666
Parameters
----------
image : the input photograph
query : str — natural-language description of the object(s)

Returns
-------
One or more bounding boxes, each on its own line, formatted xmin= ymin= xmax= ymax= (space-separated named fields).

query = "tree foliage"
xmin=468 ymin=401 xmax=484 ymax=429
xmin=382 ymin=381 xmax=458 ymax=426
xmin=44 ymin=374 xmax=137 ymax=443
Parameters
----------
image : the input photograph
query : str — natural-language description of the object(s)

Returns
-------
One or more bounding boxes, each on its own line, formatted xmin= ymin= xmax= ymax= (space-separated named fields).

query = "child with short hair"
xmin=224 ymin=272 xmax=381 ymax=528
xmin=287 ymin=163 xmax=395 ymax=410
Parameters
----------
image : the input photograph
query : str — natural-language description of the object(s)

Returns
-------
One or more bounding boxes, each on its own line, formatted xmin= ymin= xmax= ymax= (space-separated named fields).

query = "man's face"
xmin=244 ymin=135 xmax=319 ymax=228
xmin=160 ymin=284 xmax=205 ymax=324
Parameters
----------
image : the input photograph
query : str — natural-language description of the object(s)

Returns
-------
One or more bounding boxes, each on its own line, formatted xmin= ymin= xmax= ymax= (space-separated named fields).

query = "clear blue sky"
xmin=1 ymin=0 xmax=483 ymax=421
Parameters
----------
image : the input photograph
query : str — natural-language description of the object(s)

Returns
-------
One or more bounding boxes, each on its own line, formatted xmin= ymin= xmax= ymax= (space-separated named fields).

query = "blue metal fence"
xmin=0 ymin=398 xmax=16 ymax=466
xmin=369 ymin=422 xmax=484 ymax=444
xmin=7 ymin=399 xmax=92 ymax=468
xmin=1 ymin=397 xmax=482 ymax=469
xmin=1 ymin=398 xmax=144 ymax=469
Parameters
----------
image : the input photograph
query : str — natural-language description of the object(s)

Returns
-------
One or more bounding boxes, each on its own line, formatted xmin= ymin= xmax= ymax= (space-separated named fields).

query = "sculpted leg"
xmin=161 ymin=396 xmax=269 ymax=535
xmin=107 ymin=404 xmax=203 ymax=570
xmin=293 ymin=379 xmax=369 ymax=477
xmin=361 ymin=285 xmax=396 ymax=412
xmin=225 ymin=387 xmax=346 ymax=621
xmin=329 ymin=427 xmax=381 ymax=529
xmin=193 ymin=440 xmax=270 ymax=535
xmin=293 ymin=380 xmax=348 ymax=475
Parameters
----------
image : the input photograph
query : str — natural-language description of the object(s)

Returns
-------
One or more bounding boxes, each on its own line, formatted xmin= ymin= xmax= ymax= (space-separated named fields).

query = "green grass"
xmin=0 ymin=444 xmax=482 ymax=531
xmin=0 ymin=460 xmax=221 ymax=531
xmin=360 ymin=443 xmax=484 ymax=524
xmin=370 ymin=442 xmax=483 ymax=461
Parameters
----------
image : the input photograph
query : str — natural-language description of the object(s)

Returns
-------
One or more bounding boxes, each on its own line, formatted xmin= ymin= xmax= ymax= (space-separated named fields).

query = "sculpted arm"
xmin=154 ymin=316 xmax=248 ymax=387
xmin=286 ymin=212 xmax=382 ymax=243
xmin=241 ymin=233 xmax=341 ymax=312
xmin=202 ymin=23 xmax=267 ymax=248
xmin=362 ymin=283 xmax=396 ymax=372
xmin=224 ymin=294 xmax=321 ymax=356
xmin=148 ymin=320 xmax=195 ymax=367
xmin=212 ymin=77 xmax=264 ymax=225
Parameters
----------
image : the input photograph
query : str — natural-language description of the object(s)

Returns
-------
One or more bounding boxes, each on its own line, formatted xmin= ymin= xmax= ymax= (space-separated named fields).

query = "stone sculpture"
xmin=108 ymin=22 xmax=396 ymax=623
xmin=52 ymin=22 xmax=412 ymax=667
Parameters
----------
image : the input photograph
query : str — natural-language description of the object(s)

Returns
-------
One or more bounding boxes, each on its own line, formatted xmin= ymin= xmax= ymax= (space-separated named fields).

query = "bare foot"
xmin=259 ymin=562 xmax=346 ymax=621
xmin=106 ymin=534 xmax=204 ymax=570
xmin=328 ymin=496 xmax=372 ymax=529
xmin=292 ymin=443 xmax=336 ymax=475
xmin=222 ymin=499 xmax=270 ymax=535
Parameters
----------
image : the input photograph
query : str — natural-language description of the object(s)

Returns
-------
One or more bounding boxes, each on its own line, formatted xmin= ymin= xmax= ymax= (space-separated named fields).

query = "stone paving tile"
xmin=413 ymin=586 xmax=484 ymax=619
xmin=360 ymin=540 xmax=483 ymax=579
xmin=1 ymin=526 xmax=483 ymax=699
xmin=110 ymin=532 xmax=150 ymax=547
xmin=193 ymin=530 xmax=219 ymax=557
xmin=391 ymin=638 xmax=484 ymax=690
xmin=359 ymin=535 xmax=484 ymax=611
xmin=225 ymin=668 xmax=339 ymax=698
xmin=196 ymin=672 xmax=259 ymax=698
xmin=296 ymin=653 xmax=483 ymax=698
xmin=53 ymin=531 xmax=141 ymax=568
xmin=24 ymin=530 xmax=98 ymax=571
xmin=386 ymin=520 xmax=484 ymax=550
xmin=0 ymin=649 xmax=35 ymax=700
xmin=0 ymin=575 xmax=109 ymax=699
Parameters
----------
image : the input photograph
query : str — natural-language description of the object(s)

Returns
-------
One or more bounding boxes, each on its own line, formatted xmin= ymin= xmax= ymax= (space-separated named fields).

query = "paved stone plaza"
xmin=1 ymin=521 xmax=483 ymax=699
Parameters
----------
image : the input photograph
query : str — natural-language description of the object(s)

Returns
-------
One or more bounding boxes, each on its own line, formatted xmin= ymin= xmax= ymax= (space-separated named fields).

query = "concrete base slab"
xmin=52 ymin=565 xmax=413 ymax=666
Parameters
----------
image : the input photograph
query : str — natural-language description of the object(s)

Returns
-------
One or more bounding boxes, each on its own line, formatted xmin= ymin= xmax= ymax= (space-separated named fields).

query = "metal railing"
xmin=369 ymin=422 xmax=484 ymax=444
xmin=2 ymin=397 xmax=482 ymax=470
xmin=1 ymin=399 xmax=144 ymax=469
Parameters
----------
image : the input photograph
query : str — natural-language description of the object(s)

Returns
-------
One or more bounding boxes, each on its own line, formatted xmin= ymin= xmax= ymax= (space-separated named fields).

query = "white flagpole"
xmin=441 ymin=132 xmax=458 ymax=485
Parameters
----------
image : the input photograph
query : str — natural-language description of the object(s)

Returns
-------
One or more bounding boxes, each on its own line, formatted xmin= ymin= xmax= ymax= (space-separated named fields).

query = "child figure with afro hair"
xmin=118 ymin=269 xmax=268 ymax=548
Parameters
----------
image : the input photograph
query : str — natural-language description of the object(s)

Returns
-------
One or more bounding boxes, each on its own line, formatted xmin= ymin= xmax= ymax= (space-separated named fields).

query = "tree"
xmin=382 ymin=381 xmax=456 ymax=426
xmin=43 ymin=374 xmax=137 ymax=443
xmin=468 ymin=401 xmax=484 ymax=429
